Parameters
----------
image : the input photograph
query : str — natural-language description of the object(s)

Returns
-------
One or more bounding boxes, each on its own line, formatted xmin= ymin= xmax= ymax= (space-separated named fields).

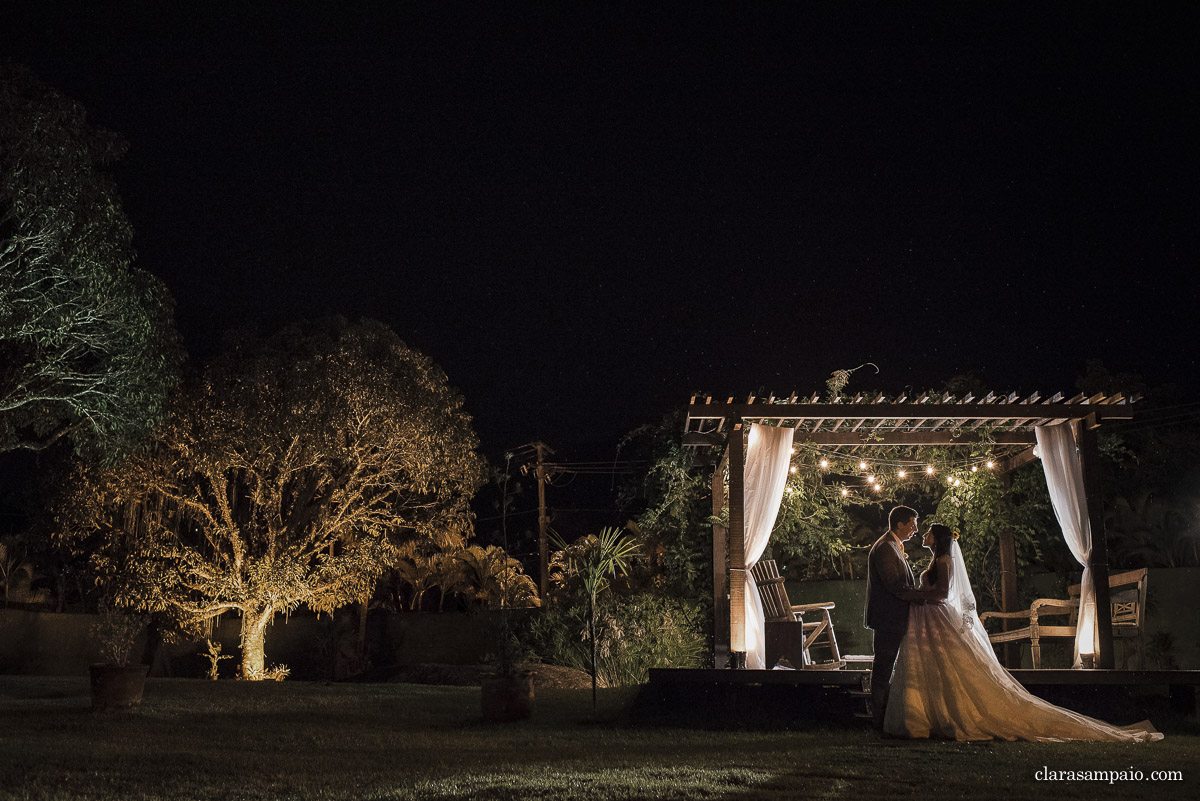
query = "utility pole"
xmin=533 ymin=441 xmax=553 ymax=603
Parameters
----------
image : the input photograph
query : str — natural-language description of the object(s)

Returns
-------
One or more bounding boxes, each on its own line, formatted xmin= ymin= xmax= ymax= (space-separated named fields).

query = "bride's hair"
xmin=928 ymin=524 xmax=956 ymax=558
xmin=921 ymin=524 xmax=957 ymax=585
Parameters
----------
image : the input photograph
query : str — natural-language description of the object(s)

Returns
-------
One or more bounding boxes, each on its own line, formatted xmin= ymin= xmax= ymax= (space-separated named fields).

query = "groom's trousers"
xmin=870 ymin=627 xmax=906 ymax=728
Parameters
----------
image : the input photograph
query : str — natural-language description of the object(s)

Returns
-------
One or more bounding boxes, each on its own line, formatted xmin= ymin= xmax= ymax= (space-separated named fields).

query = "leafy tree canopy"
xmin=0 ymin=64 xmax=182 ymax=459
xmin=62 ymin=317 xmax=485 ymax=677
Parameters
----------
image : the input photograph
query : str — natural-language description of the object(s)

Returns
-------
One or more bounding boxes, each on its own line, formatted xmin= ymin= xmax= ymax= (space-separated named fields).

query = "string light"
xmin=840 ymin=488 xmax=849 ymax=496
xmin=795 ymin=445 xmax=1007 ymax=484
xmin=789 ymin=465 xmax=797 ymax=473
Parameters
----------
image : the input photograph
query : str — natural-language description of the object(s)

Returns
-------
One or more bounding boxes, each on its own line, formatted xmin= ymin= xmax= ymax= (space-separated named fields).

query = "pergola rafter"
xmin=684 ymin=390 xmax=1137 ymax=671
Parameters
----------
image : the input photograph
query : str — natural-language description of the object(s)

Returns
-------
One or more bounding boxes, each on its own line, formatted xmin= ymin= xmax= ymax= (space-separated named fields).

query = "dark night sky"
xmin=7 ymin=2 xmax=1199 ymax=459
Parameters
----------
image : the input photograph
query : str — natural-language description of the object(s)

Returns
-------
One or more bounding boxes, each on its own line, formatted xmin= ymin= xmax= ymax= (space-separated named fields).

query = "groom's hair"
xmin=888 ymin=506 xmax=918 ymax=531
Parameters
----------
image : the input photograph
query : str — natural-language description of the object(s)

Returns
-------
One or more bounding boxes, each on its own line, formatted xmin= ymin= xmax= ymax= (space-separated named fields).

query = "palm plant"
xmin=429 ymin=552 xmax=469 ymax=612
xmin=455 ymin=545 xmax=539 ymax=609
xmin=392 ymin=553 xmax=438 ymax=611
xmin=550 ymin=526 xmax=639 ymax=714
xmin=0 ymin=537 xmax=48 ymax=607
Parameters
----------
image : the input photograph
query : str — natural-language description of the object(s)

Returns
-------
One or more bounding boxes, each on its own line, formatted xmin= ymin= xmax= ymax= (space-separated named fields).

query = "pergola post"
xmin=712 ymin=447 xmax=730 ymax=668
xmin=1078 ymin=414 xmax=1115 ymax=669
xmin=727 ymin=421 xmax=746 ymax=667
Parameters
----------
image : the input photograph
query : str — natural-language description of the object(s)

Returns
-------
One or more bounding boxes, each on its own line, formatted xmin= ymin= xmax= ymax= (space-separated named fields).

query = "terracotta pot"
xmin=89 ymin=663 xmax=149 ymax=713
xmin=481 ymin=670 xmax=534 ymax=722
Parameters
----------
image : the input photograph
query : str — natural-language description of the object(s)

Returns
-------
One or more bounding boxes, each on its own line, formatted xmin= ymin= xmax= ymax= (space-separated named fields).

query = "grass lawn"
xmin=1 ymin=676 xmax=1197 ymax=800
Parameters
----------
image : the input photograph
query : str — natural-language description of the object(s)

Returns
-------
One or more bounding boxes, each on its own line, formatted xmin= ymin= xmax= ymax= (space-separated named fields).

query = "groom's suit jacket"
xmin=864 ymin=532 xmax=916 ymax=634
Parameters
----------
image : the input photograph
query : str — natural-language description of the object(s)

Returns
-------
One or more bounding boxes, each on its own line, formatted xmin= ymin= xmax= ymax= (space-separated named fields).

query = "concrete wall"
xmin=0 ymin=609 xmax=513 ymax=679
xmin=788 ymin=566 xmax=1200 ymax=669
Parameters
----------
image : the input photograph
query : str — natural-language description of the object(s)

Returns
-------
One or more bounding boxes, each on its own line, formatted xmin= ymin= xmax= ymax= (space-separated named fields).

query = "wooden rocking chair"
xmin=980 ymin=568 xmax=1148 ymax=669
xmin=751 ymin=559 xmax=845 ymax=669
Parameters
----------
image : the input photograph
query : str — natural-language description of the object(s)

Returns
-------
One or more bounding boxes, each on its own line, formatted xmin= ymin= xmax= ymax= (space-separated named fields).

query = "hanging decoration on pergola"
xmin=682 ymin=389 xmax=1137 ymax=671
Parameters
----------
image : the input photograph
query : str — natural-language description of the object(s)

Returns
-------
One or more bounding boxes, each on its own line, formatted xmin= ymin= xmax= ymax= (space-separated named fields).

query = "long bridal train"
xmin=884 ymin=543 xmax=1161 ymax=743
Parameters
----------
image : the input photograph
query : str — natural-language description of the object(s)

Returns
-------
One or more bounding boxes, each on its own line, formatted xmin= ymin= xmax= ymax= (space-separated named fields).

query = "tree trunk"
xmin=589 ymin=596 xmax=598 ymax=717
xmin=239 ymin=608 xmax=274 ymax=679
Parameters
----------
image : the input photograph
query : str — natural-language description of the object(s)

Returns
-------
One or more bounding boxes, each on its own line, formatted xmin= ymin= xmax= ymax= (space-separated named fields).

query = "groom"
xmin=864 ymin=505 xmax=919 ymax=731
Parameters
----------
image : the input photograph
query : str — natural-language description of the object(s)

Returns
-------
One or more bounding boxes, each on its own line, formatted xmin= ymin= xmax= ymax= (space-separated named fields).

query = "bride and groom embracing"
xmin=865 ymin=506 xmax=1162 ymax=742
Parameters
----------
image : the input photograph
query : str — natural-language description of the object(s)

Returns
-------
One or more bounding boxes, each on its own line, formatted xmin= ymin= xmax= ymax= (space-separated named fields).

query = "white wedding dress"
xmin=884 ymin=542 xmax=1162 ymax=742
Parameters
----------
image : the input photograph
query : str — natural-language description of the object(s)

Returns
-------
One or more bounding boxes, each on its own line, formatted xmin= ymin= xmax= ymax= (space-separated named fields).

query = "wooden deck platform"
xmin=636 ymin=667 xmax=1200 ymax=728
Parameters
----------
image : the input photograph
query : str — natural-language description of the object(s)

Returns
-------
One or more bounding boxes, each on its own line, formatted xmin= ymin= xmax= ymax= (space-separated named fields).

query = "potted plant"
xmin=89 ymin=607 xmax=149 ymax=713
xmin=481 ymin=630 xmax=535 ymax=722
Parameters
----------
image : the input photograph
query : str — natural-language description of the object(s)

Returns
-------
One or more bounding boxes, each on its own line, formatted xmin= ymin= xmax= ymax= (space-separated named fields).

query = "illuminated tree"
xmin=77 ymin=318 xmax=484 ymax=677
xmin=0 ymin=65 xmax=180 ymax=459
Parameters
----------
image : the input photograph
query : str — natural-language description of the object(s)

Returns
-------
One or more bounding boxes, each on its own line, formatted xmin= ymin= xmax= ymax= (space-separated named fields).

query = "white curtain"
xmin=1035 ymin=423 xmax=1098 ymax=667
xmin=742 ymin=423 xmax=795 ymax=669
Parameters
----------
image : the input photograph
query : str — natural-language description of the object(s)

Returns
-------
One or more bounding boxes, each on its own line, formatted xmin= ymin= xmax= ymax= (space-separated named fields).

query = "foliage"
xmin=526 ymin=592 xmax=706 ymax=686
xmin=202 ymin=639 xmax=233 ymax=680
xmin=928 ymin=462 xmax=1056 ymax=612
xmin=91 ymin=607 xmax=146 ymax=667
xmin=60 ymin=318 xmax=485 ymax=677
xmin=243 ymin=664 xmax=291 ymax=682
xmin=617 ymin=413 xmax=712 ymax=600
xmin=428 ymin=551 xmax=470 ymax=611
xmin=0 ymin=535 xmax=49 ymax=607
xmin=549 ymin=526 xmax=639 ymax=712
xmin=392 ymin=550 xmax=439 ymax=612
xmin=0 ymin=65 xmax=182 ymax=460
xmin=454 ymin=544 xmax=539 ymax=610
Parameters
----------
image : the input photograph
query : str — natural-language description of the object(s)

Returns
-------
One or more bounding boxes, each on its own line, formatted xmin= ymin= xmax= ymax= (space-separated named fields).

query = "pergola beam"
xmin=686 ymin=431 xmax=1038 ymax=448
xmin=685 ymin=402 xmax=1131 ymax=422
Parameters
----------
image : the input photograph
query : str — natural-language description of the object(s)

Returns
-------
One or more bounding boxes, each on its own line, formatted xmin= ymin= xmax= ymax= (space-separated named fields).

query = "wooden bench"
xmin=980 ymin=568 xmax=1148 ymax=669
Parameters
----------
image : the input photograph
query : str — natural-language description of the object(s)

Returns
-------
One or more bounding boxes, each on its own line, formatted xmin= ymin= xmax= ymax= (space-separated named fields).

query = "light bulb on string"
xmin=897 ymin=469 xmax=907 ymax=478
xmin=819 ymin=458 xmax=829 ymax=469
xmin=841 ymin=488 xmax=849 ymax=497
xmin=986 ymin=460 xmax=995 ymax=469
xmin=971 ymin=465 xmax=978 ymax=473
xmin=867 ymin=475 xmax=875 ymax=484
xmin=859 ymin=460 xmax=868 ymax=470
xmin=925 ymin=466 xmax=935 ymax=475
xmin=789 ymin=465 xmax=797 ymax=474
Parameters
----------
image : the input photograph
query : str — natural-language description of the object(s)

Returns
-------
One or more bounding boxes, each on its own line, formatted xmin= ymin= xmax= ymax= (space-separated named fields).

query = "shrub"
xmin=526 ymin=592 xmax=707 ymax=686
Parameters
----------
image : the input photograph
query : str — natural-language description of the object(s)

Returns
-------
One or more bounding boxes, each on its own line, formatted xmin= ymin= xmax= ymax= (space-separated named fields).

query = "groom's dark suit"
xmin=864 ymin=531 xmax=915 ymax=727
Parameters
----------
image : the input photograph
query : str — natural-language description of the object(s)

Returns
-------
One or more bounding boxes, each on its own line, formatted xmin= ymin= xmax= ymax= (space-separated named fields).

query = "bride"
xmin=884 ymin=524 xmax=1163 ymax=742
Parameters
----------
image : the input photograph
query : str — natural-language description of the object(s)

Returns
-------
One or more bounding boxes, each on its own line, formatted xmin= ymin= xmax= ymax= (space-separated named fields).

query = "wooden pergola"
xmin=683 ymin=390 xmax=1137 ymax=670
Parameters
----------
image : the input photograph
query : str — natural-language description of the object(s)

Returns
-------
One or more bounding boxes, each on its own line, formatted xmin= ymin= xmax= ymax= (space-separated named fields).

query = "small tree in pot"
xmin=89 ymin=606 xmax=148 ymax=713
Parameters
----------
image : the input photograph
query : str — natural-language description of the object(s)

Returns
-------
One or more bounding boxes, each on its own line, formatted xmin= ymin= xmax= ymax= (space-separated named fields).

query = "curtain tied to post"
xmin=742 ymin=423 xmax=795 ymax=669
xmin=1035 ymin=422 xmax=1098 ymax=667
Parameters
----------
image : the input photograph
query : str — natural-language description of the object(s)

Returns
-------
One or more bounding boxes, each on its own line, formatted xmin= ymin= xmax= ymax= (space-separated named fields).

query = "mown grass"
xmin=0 ymin=676 xmax=1197 ymax=800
